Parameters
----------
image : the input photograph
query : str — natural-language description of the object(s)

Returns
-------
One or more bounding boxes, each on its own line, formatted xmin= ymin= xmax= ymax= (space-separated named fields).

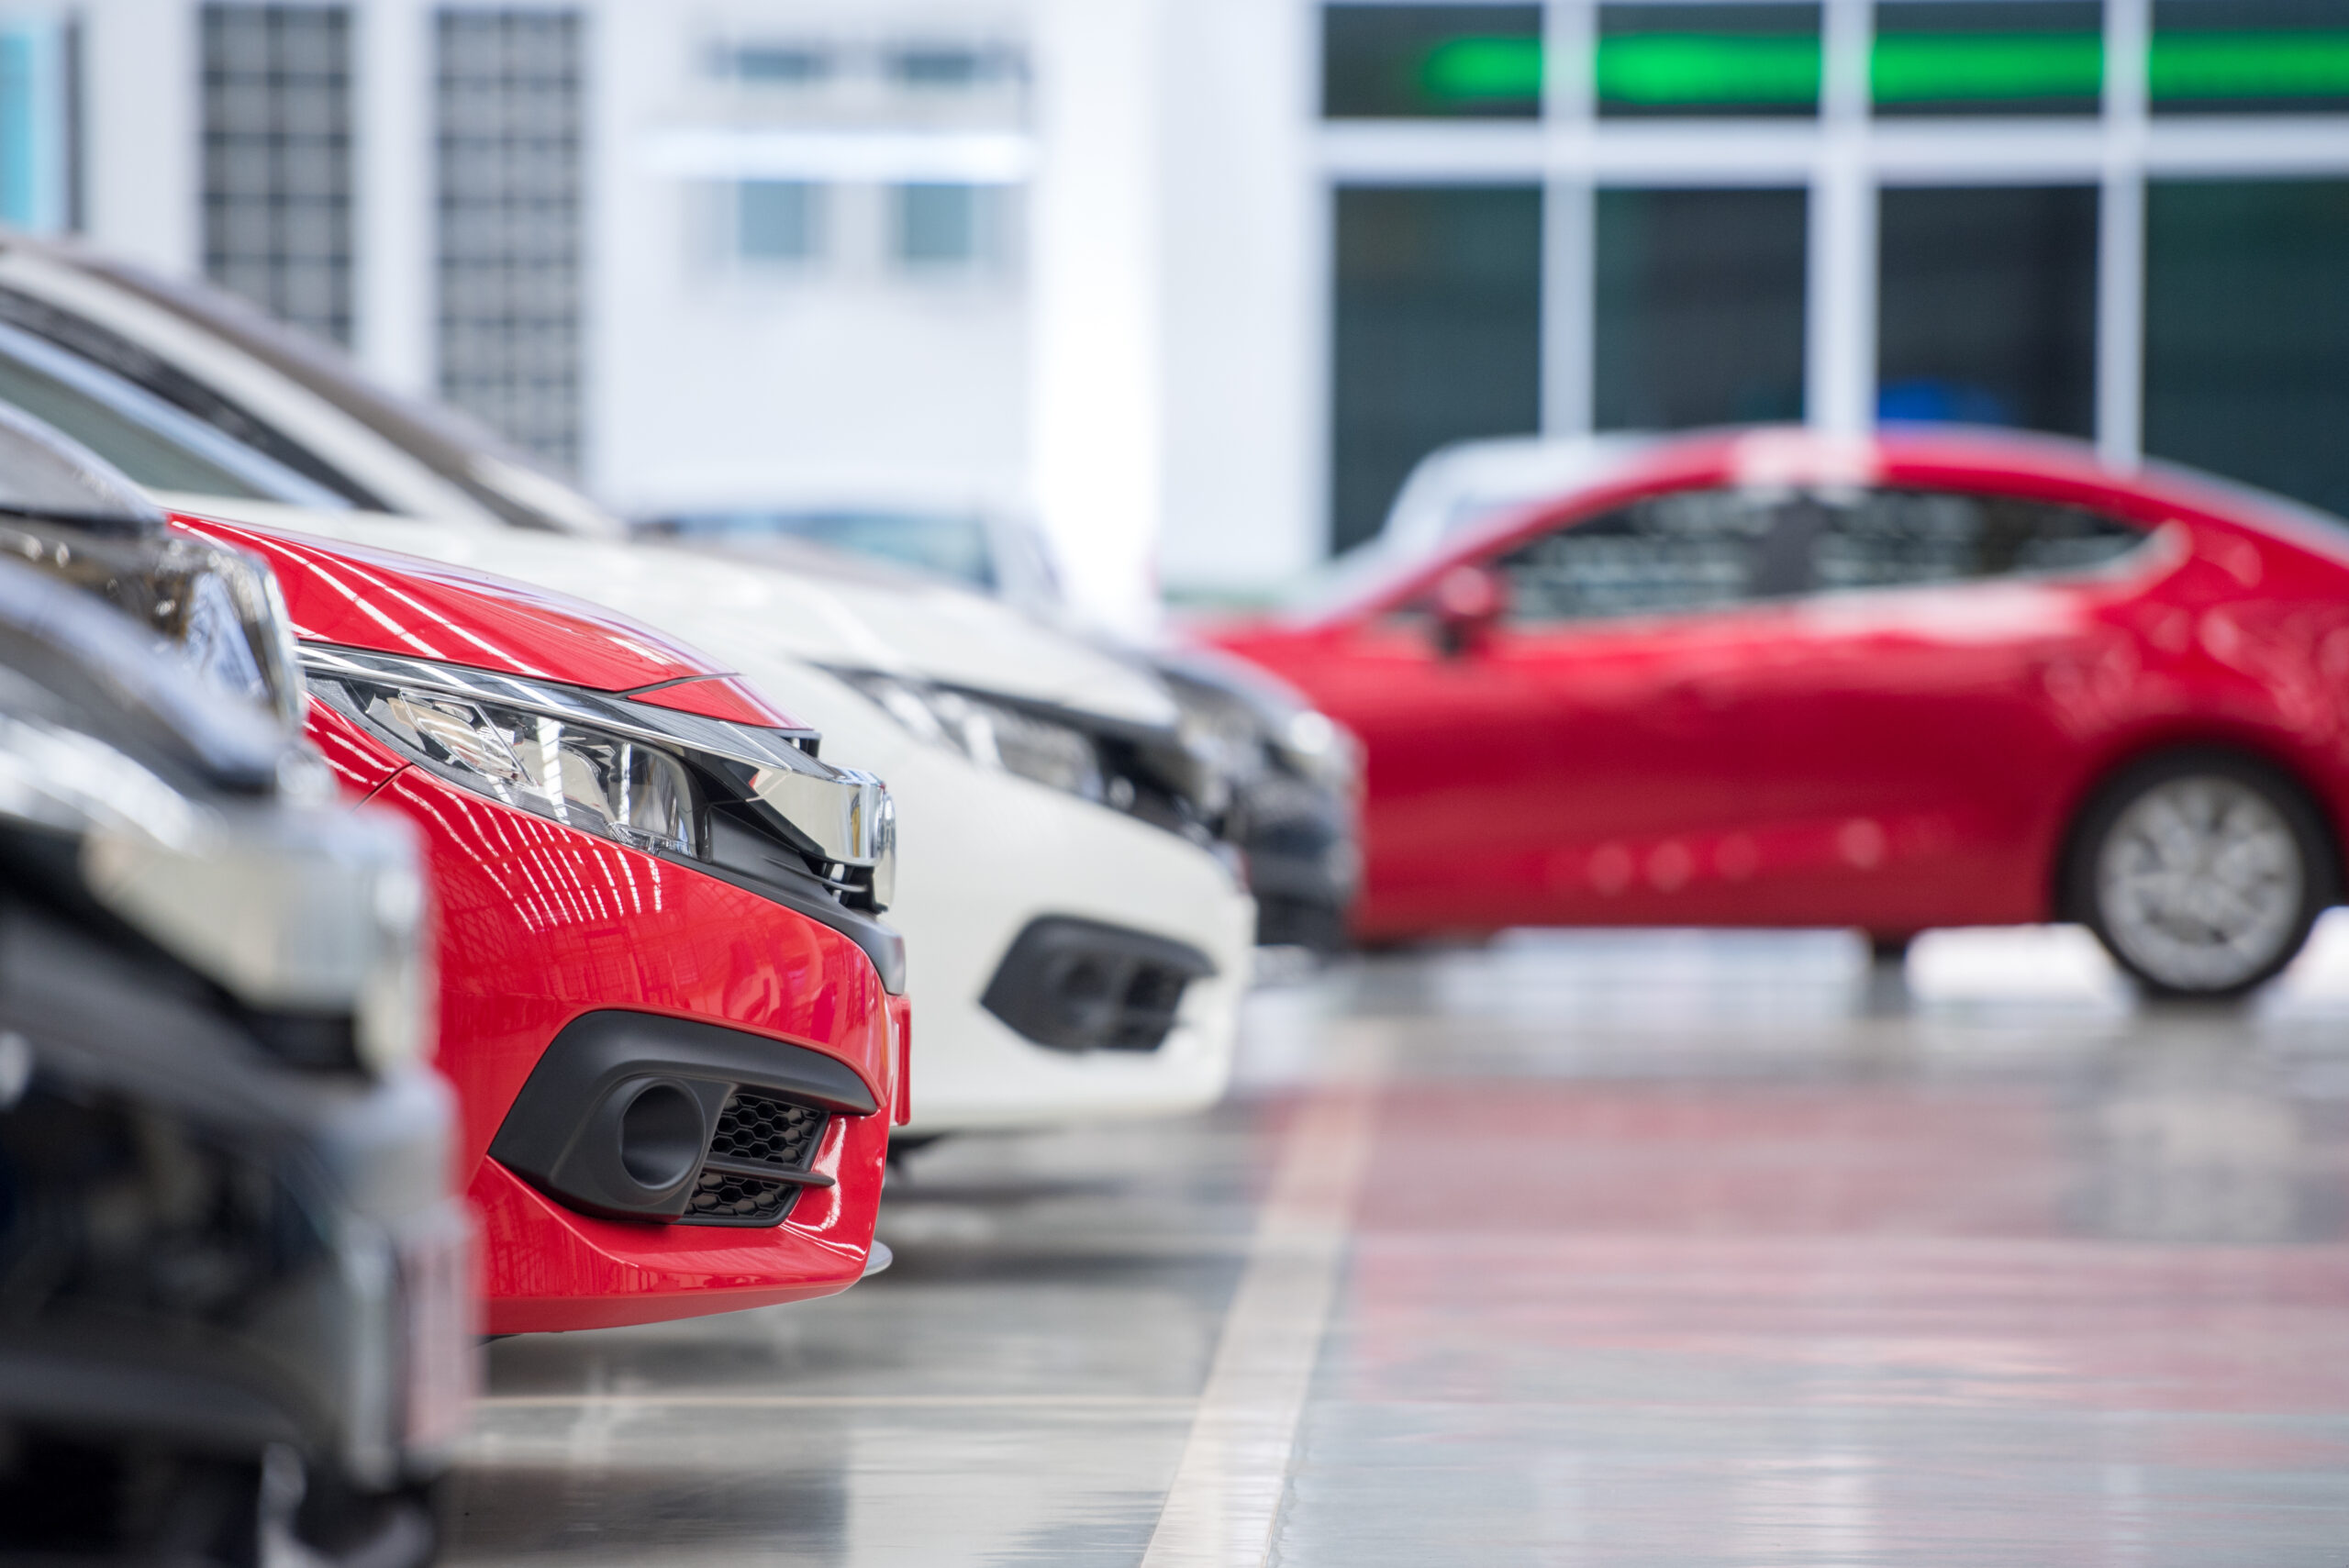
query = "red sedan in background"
xmin=175 ymin=516 xmax=908 ymax=1333
xmin=1210 ymin=426 xmax=2349 ymax=997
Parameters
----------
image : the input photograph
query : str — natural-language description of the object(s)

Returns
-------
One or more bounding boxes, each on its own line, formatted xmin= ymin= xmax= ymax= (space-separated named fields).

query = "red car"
xmin=174 ymin=516 xmax=908 ymax=1333
xmin=1211 ymin=426 xmax=2349 ymax=997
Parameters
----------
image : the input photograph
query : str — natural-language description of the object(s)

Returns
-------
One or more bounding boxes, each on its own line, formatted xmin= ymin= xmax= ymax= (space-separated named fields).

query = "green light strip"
xmin=1423 ymin=36 xmax=1543 ymax=102
xmin=2151 ymin=32 xmax=2349 ymax=100
xmin=1873 ymin=35 xmax=2101 ymax=103
xmin=1411 ymin=28 xmax=2349 ymax=108
xmin=1598 ymin=35 xmax=1820 ymax=106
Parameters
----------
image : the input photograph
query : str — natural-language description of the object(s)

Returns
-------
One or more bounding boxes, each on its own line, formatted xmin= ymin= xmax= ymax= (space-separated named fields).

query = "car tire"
xmin=2068 ymin=751 xmax=2337 ymax=998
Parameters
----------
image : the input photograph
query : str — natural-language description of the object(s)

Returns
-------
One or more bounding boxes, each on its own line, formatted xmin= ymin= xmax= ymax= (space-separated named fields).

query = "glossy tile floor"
xmin=447 ymin=922 xmax=2349 ymax=1566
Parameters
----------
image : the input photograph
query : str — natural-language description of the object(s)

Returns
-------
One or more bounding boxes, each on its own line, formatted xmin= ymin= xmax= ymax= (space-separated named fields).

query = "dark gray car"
xmin=0 ymin=411 xmax=467 ymax=1566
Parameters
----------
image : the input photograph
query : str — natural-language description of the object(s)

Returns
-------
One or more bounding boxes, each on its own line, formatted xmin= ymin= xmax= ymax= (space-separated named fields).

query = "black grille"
xmin=981 ymin=917 xmax=1216 ymax=1053
xmin=681 ymin=1092 xmax=828 ymax=1227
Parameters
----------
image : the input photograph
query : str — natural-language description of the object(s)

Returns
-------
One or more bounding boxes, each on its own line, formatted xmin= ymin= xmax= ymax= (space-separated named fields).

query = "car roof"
xmin=1307 ymin=423 xmax=2349 ymax=624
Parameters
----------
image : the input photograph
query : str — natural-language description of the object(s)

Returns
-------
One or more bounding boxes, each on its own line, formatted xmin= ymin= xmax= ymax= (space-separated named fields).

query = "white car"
xmin=0 ymin=240 xmax=1254 ymax=1134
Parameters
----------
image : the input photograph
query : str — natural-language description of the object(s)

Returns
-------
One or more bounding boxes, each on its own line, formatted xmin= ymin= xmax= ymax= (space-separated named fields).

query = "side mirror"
xmin=1431 ymin=563 xmax=1508 ymax=658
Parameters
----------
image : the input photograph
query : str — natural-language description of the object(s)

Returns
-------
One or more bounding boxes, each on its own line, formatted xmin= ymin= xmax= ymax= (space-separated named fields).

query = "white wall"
xmin=590 ymin=0 xmax=1033 ymax=524
xmin=1026 ymin=0 xmax=1163 ymax=628
xmin=68 ymin=0 xmax=1330 ymax=613
xmin=353 ymin=0 xmax=431 ymax=397
xmin=1154 ymin=0 xmax=1321 ymax=597
xmin=79 ymin=0 xmax=196 ymax=272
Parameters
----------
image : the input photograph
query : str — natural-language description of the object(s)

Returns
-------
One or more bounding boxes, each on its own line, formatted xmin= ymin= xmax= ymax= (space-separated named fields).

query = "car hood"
xmin=168 ymin=511 xmax=807 ymax=730
xmin=157 ymin=497 xmax=1181 ymax=729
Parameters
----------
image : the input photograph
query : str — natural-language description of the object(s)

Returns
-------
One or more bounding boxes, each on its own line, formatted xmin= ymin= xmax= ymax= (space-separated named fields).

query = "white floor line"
xmin=478 ymin=1393 xmax=1200 ymax=1411
xmin=1140 ymin=1035 xmax=1388 ymax=1568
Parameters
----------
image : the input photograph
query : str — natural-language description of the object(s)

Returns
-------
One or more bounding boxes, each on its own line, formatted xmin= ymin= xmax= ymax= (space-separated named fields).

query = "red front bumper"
xmin=320 ymin=706 xmax=901 ymax=1334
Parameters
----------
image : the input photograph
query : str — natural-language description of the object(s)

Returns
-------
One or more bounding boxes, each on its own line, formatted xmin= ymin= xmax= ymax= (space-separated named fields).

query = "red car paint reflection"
xmin=175 ymin=516 xmax=905 ymax=1334
xmin=1208 ymin=428 xmax=2349 ymax=960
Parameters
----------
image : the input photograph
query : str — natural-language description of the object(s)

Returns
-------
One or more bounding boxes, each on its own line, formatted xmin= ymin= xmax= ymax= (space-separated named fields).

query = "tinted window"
xmin=1331 ymin=185 xmax=1542 ymax=554
xmin=1494 ymin=484 xmax=2143 ymax=626
xmin=1877 ymin=185 xmax=2098 ymax=438
xmin=1497 ymin=488 xmax=1780 ymax=623
xmin=650 ymin=509 xmax=997 ymax=591
xmin=1595 ymin=187 xmax=1808 ymax=431
xmin=1809 ymin=489 xmax=2145 ymax=590
xmin=2145 ymin=179 xmax=2349 ymax=521
xmin=2152 ymin=0 xmax=2349 ymax=117
xmin=0 ymin=284 xmax=384 ymax=507
xmin=0 ymin=319 xmax=350 ymax=506
xmin=1322 ymin=5 xmax=1542 ymax=120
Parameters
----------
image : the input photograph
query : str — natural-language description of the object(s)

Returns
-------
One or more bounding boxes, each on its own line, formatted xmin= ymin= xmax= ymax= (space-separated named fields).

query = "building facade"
xmin=17 ymin=0 xmax=2349 ymax=617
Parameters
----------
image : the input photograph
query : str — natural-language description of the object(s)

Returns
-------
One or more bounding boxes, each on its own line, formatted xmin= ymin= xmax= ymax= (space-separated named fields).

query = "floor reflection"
xmin=447 ymin=924 xmax=2349 ymax=1566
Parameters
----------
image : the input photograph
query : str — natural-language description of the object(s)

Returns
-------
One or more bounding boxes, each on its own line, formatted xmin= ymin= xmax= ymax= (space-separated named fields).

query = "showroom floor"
xmin=445 ymin=923 xmax=2349 ymax=1567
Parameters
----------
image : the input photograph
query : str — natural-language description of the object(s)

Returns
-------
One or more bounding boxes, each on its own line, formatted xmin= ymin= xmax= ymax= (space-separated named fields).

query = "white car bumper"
xmin=745 ymin=666 xmax=1256 ymax=1132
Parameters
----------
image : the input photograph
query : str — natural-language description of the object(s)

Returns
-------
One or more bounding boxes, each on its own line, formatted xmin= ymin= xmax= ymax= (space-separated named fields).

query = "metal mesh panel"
xmin=435 ymin=8 xmax=583 ymax=473
xmin=683 ymin=1092 xmax=828 ymax=1227
xmin=200 ymin=5 xmax=353 ymax=345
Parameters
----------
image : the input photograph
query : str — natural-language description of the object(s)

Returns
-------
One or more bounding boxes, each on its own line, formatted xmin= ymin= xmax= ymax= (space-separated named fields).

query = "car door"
xmin=1333 ymin=484 xmax=1805 ymax=933
xmin=1698 ymin=484 xmax=2152 ymax=931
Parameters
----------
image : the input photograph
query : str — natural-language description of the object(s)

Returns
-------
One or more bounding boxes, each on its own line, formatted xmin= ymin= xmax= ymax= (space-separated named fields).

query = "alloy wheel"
xmin=2094 ymin=773 xmax=2306 ymax=994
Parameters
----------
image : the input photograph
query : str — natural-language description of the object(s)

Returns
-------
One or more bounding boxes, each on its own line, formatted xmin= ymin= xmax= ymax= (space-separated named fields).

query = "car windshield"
xmin=646 ymin=509 xmax=998 ymax=592
xmin=0 ymin=402 xmax=161 ymax=528
xmin=0 ymin=319 xmax=352 ymax=510
xmin=32 ymin=253 xmax=623 ymax=537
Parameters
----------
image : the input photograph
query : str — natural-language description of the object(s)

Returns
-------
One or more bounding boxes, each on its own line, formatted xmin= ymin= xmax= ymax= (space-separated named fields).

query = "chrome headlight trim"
xmin=827 ymin=664 xmax=1228 ymax=840
xmin=299 ymin=644 xmax=893 ymax=880
xmin=298 ymin=644 xmax=817 ymax=769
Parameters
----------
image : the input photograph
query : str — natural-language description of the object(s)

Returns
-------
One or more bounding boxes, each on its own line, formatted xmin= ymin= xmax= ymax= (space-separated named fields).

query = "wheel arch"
xmin=2048 ymin=730 xmax=2348 ymax=924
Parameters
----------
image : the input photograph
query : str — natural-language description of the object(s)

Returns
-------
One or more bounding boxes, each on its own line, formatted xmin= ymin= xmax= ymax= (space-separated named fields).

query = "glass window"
xmin=200 ymin=5 xmax=354 ymax=346
xmin=739 ymin=180 xmax=821 ymax=261
xmin=2145 ymin=179 xmax=2349 ymax=521
xmin=1872 ymin=2 xmax=2103 ymax=117
xmin=435 ymin=9 xmax=584 ymax=475
xmin=649 ymin=509 xmax=998 ymax=591
xmin=1597 ymin=4 xmax=1821 ymax=119
xmin=1877 ymin=185 xmax=2098 ymax=438
xmin=0 ymin=318 xmax=351 ymax=506
xmin=1496 ymin=488 xmax=1782 ymax=623
xmin=1322 ymin=5 xmax=1542 ymax=120
xmin=2153 ymin=0 xmax=2349 ymax=117
xmin=721 ymin=43 xmax=830 ymax=85
xmin=1595 ymin=187 xmax=1807 ymax=431
xmin=1494 ymin=484 xmax=2144 ymax=627
xmin=1808 ymin=489 xmax=2143 ymax=592
xmin=1330 ymin=185 xmax=1542 ymax=554
xmin=885 ymin=44 xmax=1021 ymax=89
xmin=0 ymin=18 xmax=69 ymax=232
xmin=0 ymin=284 xmax=383 ymax=506
xmin=896 ymin=183 xmax=976 ymax=265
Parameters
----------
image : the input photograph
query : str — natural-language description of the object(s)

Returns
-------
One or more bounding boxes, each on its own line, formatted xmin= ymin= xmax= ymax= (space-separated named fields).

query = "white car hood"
xmin=166 ymin=499 xmax=1181 ymax=728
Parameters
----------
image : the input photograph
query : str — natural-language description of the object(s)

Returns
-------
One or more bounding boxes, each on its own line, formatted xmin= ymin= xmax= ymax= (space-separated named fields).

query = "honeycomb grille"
xmin=681 ymin=1092 xmax=828 ymax=1228
xmin=686 ymin=1168 xmax=796 ymax=1225
xmin=709 ymin=1093 xmax=825 ymax=1167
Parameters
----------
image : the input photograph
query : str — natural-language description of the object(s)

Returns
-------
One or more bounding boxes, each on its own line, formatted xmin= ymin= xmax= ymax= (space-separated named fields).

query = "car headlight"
xmin=829 ymin=666 xmax=1230 ymax=842
xmin=0 ymin=518 xmax=306 ymax=730
xmin=834 ymin=668 xmax=1105 ymax=801
xmin=1274 ymin=707 xmax=1358 ymax=795
xmin=304 ymin=645 xmax=895 ymax=912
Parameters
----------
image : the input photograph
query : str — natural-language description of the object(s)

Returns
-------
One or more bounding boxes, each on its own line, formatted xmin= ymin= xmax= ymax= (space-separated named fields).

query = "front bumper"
xmin=344 ymin=742 xmax=900 ymax=1335
xmin=1234 ymin=770 xmax=1359 ymax=951
xmin=0 ymin=894 xmax=471 ymax=1490
xmin=833 ymin=711 xmax=1257 ymax=1134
